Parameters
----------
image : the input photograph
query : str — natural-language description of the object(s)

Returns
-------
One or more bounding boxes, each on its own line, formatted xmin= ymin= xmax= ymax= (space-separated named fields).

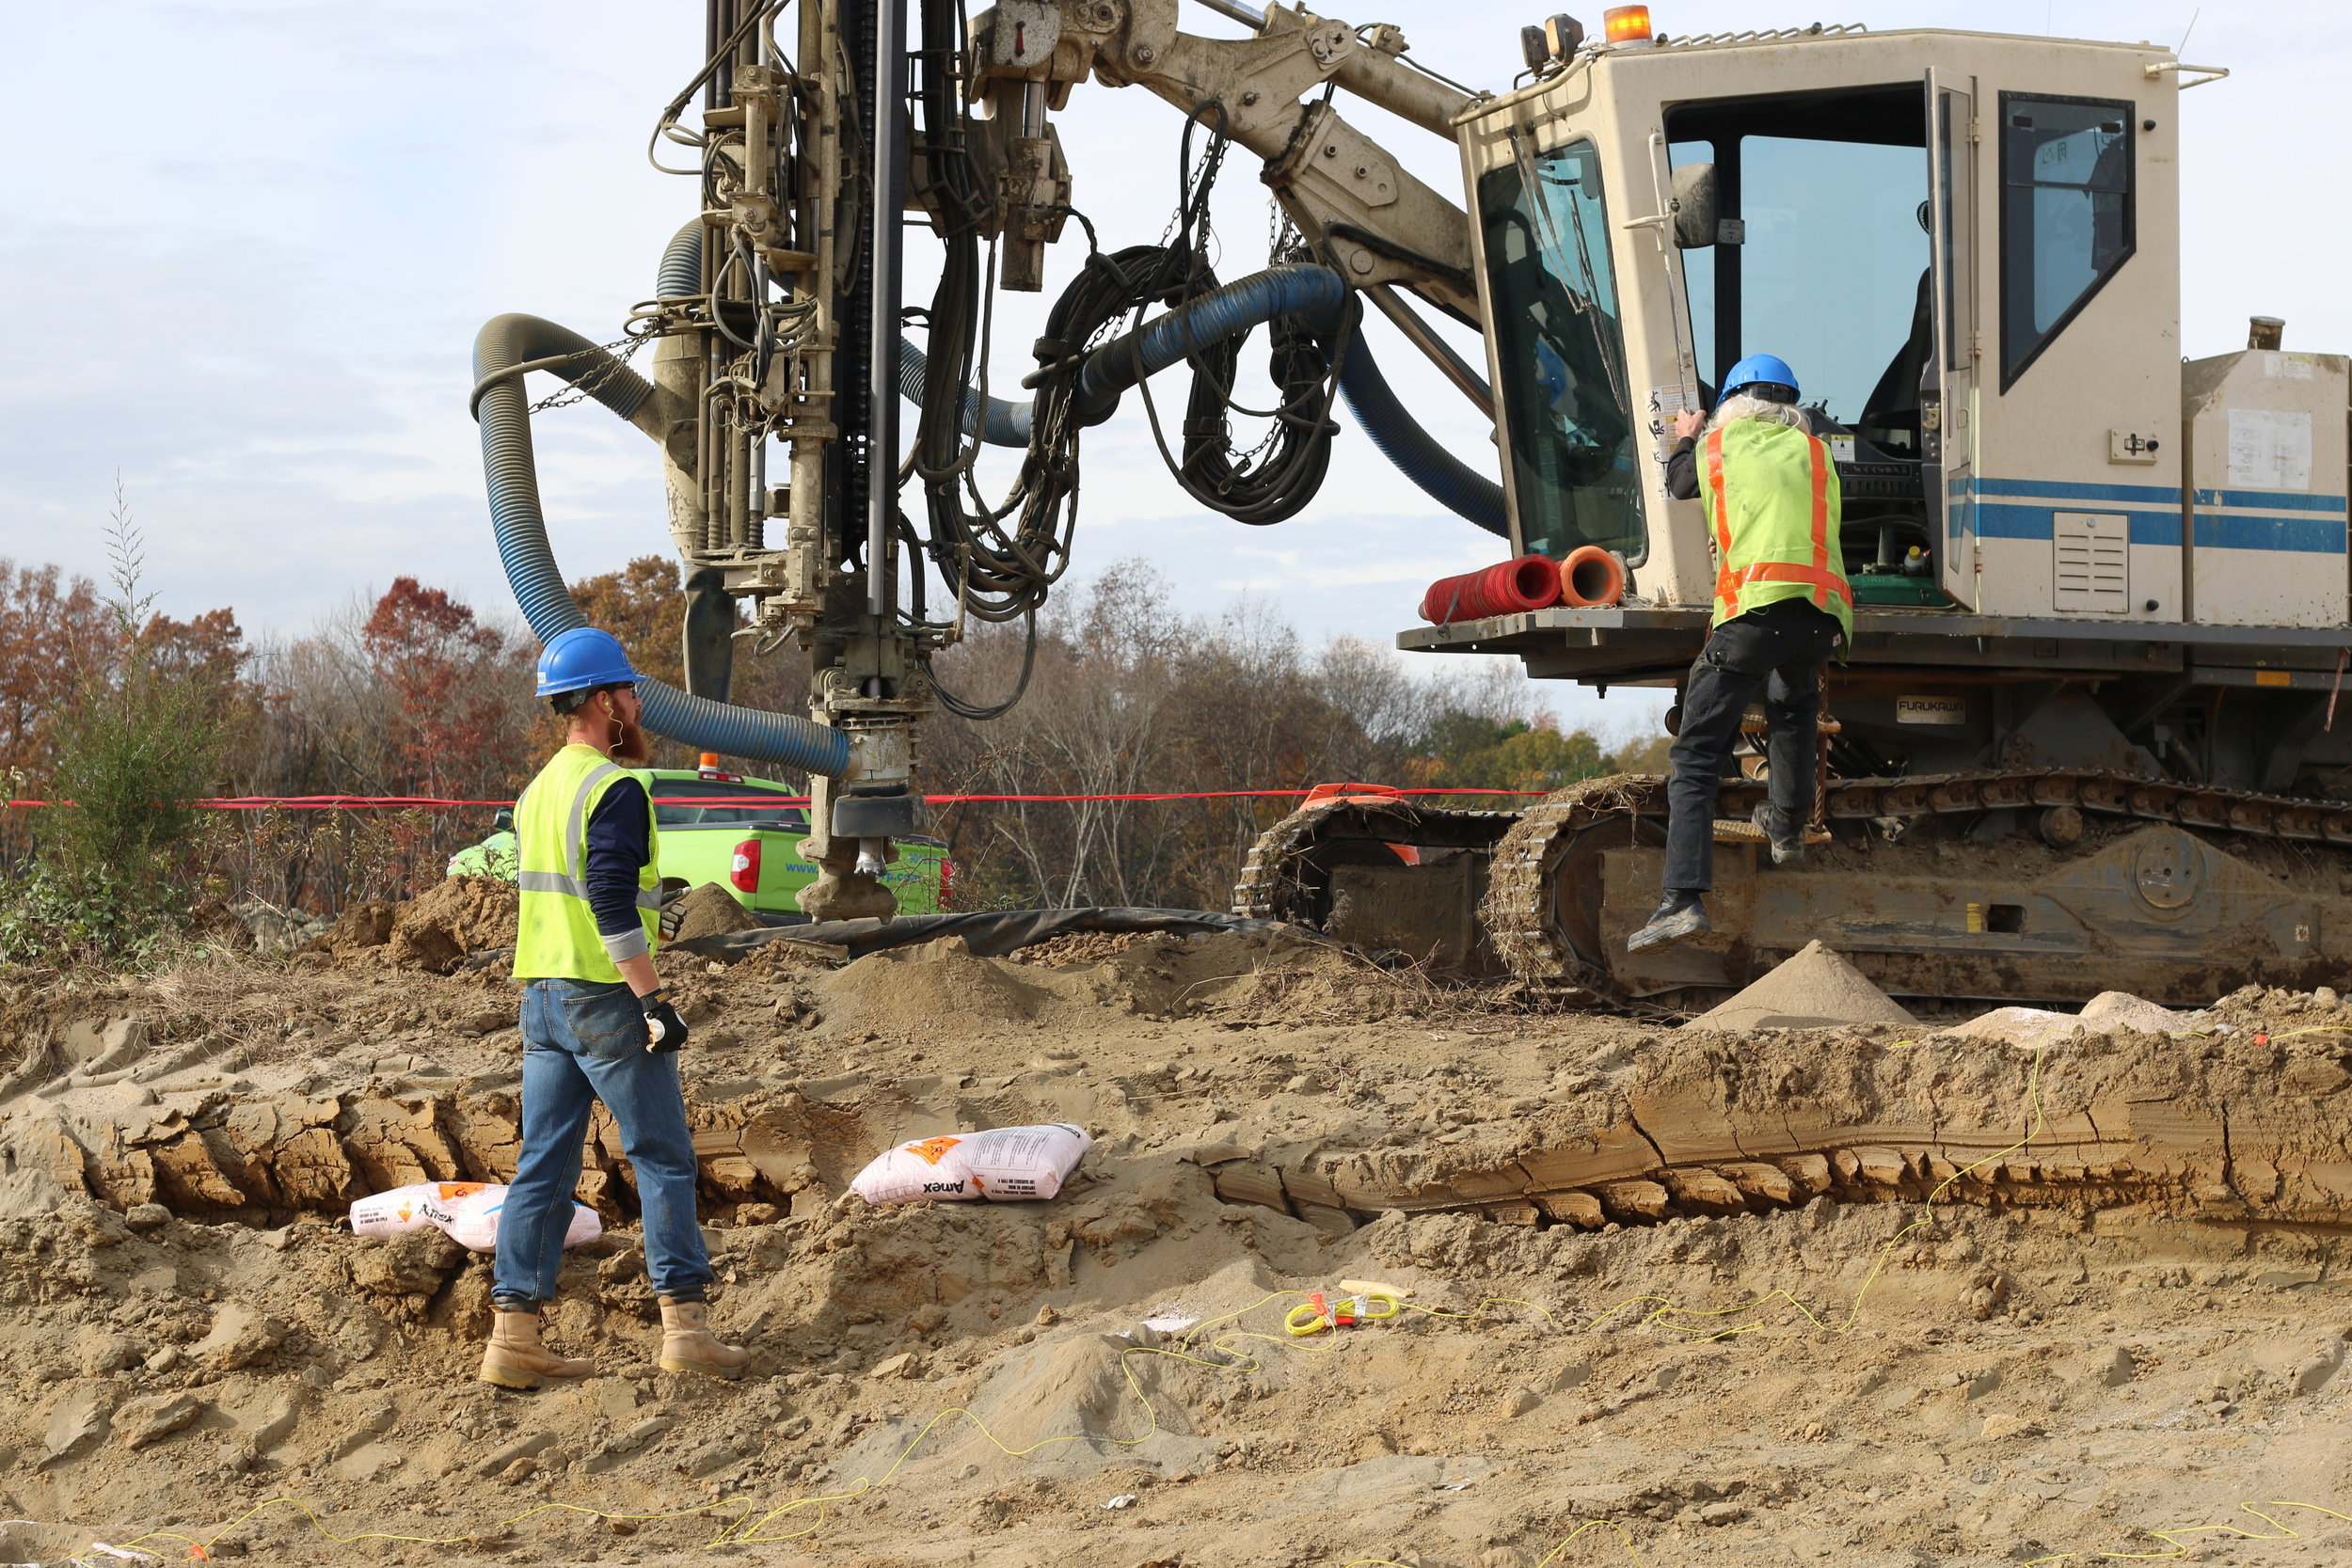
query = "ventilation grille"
xmin=2053 ymin=511 xmax=2128 ymax=612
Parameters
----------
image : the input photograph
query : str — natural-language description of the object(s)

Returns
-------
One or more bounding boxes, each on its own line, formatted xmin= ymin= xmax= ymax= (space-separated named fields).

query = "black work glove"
xmin=640 ymin=989 xmax=690 ymax=1053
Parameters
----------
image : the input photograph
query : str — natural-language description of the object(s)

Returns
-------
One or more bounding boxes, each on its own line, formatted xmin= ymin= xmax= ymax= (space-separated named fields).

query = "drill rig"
xmin=472 ymin=4 xmax=2352 ymax=1007
xmin=472 ymin=0 xmax=1497 ymax=923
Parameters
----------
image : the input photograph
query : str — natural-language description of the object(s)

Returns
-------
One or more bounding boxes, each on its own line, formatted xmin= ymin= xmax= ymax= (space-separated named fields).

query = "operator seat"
xmin=1858 ymin=267 xmax=1933 ymax=456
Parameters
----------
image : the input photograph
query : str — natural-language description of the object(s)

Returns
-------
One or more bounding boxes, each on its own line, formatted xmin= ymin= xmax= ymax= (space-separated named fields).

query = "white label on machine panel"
xmin=2265 ymin=354 xmax=2317 ymax=381
xmin=2227 ymin=407 xmax=2312 ymax=491
xmin=1827 ymin=435 xmax=1856 ymax=463
xmin=1897 ymin=696 xmax=1967 ymax=725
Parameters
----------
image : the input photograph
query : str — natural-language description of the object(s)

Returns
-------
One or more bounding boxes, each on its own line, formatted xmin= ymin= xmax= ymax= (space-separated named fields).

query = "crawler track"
xmin=1231 ymin=797 xmax=1520 ymax=926
xmin=1240 ymin=769 xmax=2352 ymax=1004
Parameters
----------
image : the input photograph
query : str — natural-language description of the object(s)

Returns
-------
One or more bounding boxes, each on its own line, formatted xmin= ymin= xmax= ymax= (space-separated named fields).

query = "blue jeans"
xmin=490 ymin=978 xmax=710 ymax=1309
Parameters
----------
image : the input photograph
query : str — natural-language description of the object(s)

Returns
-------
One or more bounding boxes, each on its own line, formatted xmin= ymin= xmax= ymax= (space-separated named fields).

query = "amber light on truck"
xmin=731 ymin=840 xmax=761 ymax=893
xmin=1603 ymin=5 xmax=1651 ymax=41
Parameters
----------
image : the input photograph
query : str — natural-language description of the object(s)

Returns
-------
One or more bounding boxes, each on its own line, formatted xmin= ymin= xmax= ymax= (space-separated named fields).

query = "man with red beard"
xmin=480 ymin=626 xmax=747 ymax=1388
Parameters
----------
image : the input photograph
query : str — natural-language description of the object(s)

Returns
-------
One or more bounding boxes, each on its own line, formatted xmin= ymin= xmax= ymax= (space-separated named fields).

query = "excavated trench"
xmin=19 ymin=1016 xmax=2352 ymax=1245
xmin=8 ymin=929 xmax=2352 ymax=1568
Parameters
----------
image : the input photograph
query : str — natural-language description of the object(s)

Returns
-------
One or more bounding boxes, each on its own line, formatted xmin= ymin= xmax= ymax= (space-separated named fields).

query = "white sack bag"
xmin=958 ymin=1122 xmax=1093 ymax=1200
xmin=850 ymin=1134 xmax=980 ymax=1204
xmin=350 ymin=1181 xmax=471 ymax=1237
xmin=428 ymin=1184 xmax=602 ymax=1252
xmin=850 ymin=1123 xmax=1092 ymax=1205
xmin=351 ymin=1181 xmax=600 ymax=1252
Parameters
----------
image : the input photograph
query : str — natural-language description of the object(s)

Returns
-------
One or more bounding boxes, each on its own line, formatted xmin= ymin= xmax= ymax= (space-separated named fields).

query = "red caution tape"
xmin=5 ymin=786 xmax=1549 ymax=812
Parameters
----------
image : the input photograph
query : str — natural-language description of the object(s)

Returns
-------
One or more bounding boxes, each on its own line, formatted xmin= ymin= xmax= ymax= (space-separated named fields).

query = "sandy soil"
xmin=1 ymin=897 xmax=2350 ymax=1568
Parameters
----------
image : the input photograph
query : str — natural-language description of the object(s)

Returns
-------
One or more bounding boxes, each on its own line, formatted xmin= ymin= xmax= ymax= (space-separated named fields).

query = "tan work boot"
xmin=658 ymin=1297 xmax=749 ymax=1379
xmin=478 ymin=1308 xmax=595 ymax=1390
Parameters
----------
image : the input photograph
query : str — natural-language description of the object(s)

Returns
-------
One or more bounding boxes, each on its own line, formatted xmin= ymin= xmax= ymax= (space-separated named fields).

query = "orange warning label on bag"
xmin=906 ymin=1136 xmax=963 ymax=1166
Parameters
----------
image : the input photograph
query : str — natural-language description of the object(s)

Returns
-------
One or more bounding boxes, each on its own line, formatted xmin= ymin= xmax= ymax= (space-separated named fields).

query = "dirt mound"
xmin=1690 ymin=940 xmax=1920 ymax=1031
xmin=180 ymin=897 xmax=256 ymax=954
xmin=668 ymin=880 xmax=764 ymax=942
xmin=819 ymin=935 xmax=1059 ymax=1032
xmin=310 ymin=899 xmax=395 ymax=956
xmin=305 ymin=878 xmax=518 ymax=974
xmin=1009 ymin=930 xmax=1156 ymax=967
xmin=809 ymin=927 xmax=1348 ymax=1035
xmin=2080 ymin=990 xmax=2205 ymax=1034
xmin=1947 ymin=990 xmax=2212 ymax=1047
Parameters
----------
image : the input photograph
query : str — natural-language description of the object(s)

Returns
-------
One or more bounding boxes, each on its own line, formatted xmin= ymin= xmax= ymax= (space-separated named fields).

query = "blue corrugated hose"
xmin=470 ymin=309 xmax=851 ymax=778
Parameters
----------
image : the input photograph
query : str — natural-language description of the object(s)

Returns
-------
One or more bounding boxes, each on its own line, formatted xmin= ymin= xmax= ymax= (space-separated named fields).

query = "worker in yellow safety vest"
xmin=1629 ymin=356 xmax=1852 ymax=954
xmin=480 ymin=626 xmax=749 ymax=1388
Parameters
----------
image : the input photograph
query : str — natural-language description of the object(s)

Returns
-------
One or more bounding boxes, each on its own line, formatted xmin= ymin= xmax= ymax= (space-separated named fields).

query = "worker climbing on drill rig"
xmin=1631 ymin=354 xmax=1851 ymax=954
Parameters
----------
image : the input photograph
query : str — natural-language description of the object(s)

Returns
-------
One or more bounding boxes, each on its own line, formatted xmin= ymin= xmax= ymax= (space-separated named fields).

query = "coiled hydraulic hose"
xmin=470 ymin=311 xmax=852 ymax=777
xmin=1070 ymin=263 xmax=1343 ymax=425
xmin=894 ymin=263 xmax=1506 ymax=534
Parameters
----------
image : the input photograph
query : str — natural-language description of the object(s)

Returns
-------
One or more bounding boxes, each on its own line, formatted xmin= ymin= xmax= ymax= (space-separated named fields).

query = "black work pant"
xmin=1663 ymin=599 xmax=1842 ymax=895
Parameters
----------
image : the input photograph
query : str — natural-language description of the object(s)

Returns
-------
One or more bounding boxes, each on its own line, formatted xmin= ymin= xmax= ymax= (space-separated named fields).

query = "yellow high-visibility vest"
xmin=511 ymin=744 xmax=660 ymax=983
xmin=1697 ymin=419 xmax=1853 ymax=643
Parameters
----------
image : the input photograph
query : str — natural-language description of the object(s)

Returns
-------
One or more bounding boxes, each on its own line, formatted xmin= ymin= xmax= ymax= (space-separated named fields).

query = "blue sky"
xmin=1 ymin=0 xmax=2342 ymax=735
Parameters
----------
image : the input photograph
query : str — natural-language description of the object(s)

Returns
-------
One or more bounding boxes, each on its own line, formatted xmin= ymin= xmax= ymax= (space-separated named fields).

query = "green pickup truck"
xmin=448 ymin=763 xmax=948 ymax=919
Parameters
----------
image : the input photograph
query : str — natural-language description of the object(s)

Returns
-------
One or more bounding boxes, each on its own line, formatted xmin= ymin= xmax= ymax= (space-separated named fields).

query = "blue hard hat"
xmin=535 ymin=626 xmax=641 ymax=698
xmin=1723 ymin=354 xmax=1800 ymax=400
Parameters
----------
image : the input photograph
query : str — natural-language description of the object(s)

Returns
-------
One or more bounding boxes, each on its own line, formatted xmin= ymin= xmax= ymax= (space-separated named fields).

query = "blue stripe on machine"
xmin=1972 ymin=504 xmax=2344 ymax=553
xmin=1972 ymin=505 xmax=2184 ymax=546
xmin=1966 ymin=476 xmax=2182 ymax=504
xmin=1950 ymin=476 xmax=2347 ymax=553
xmin=2194 ymin=512 xmax=2347 ymax=553
xmin=2193 ymin=488 xmax=2349 ymax=514
xmin=1953 ymin=476 xmax=2348 ymax=517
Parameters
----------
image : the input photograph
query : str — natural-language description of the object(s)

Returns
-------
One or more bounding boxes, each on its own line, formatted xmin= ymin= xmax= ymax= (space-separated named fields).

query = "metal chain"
xmin=527 ymin=331 xmax=653 ymax=414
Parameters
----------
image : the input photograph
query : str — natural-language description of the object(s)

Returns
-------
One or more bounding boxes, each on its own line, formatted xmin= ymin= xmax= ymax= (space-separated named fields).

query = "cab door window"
xmin=1478 ymin=136 xmax=1644 ymax=562
xmin=1999 ymin=93 xmax=2133 ymax=388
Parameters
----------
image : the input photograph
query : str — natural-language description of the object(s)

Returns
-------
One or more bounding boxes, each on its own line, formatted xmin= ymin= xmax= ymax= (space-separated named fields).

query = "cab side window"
xmin=1999 ymin=93 xmax=2133 ymax=388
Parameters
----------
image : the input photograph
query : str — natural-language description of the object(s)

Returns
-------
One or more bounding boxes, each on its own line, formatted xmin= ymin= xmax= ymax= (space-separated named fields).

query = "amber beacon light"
xmin=1603 ymin=5 xmax=1653 ymax=41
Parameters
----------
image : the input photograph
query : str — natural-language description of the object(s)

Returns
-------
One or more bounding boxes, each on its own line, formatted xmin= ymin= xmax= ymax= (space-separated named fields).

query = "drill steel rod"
xmin=865 ymin=0 xmax=908 ymax=617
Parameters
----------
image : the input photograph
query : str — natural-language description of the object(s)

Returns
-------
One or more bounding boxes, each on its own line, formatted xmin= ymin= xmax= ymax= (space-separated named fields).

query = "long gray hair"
xmin=1707 ymin=392 xmax=1812 ymax=435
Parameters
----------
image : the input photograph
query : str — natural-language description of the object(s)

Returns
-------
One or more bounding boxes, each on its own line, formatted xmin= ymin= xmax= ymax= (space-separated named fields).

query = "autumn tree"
xmin=570 ymin=556 xmax=685 ymax=687
xmin=0 ymin=561 xmax=115 ymax=785
xmin=359 ymin=578 xmax=534 ymax=799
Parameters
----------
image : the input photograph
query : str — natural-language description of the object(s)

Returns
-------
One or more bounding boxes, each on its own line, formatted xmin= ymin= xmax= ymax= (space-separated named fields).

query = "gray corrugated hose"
xmin=657 ymin=221 xmax=703 ymax=299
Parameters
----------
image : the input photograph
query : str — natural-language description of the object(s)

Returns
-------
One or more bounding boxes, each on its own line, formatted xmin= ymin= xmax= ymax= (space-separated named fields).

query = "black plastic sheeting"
xmin=669 ymin=906 xmax=1311 ymax=962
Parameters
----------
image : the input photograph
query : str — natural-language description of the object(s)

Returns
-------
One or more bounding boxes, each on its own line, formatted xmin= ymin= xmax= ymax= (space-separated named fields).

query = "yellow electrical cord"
xmin=2022 ymin=1499 xmax=2352 ymax=1563
xmin=78 ymin=1045 xmax=2342 ymax=1567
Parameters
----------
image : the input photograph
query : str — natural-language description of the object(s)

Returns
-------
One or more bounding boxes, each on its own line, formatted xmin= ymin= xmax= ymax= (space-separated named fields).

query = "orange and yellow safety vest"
xmin=1697 ymin=419 xmax=1852 ymax=643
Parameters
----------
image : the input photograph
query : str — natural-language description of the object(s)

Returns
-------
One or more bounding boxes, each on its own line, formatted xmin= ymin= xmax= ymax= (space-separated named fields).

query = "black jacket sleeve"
xmin=1666 ymin=436 xmax=1700 ymax=501
xmin=584 ymin=777 xmax=654 ymax=958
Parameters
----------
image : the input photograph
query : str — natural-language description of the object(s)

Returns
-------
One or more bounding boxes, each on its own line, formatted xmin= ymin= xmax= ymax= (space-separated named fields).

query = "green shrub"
xmin=3 ymin=485 xmax=230 ymax=962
